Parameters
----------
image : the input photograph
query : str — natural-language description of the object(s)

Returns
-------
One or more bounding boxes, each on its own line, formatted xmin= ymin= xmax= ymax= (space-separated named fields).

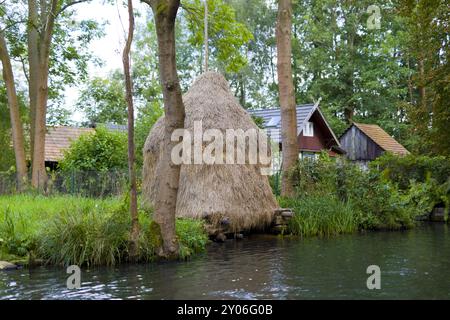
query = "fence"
xmin=0 ymin=170 xmax=139 ymax=198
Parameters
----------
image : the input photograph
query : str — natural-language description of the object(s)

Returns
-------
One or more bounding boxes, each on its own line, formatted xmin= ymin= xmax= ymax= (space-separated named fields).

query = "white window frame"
xmin=303 ymin=121 xmax=314 ymax=137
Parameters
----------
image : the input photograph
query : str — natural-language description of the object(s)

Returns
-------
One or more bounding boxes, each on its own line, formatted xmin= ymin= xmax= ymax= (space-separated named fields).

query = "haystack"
xmin=143 ymin=72 xmax=278 ymax=234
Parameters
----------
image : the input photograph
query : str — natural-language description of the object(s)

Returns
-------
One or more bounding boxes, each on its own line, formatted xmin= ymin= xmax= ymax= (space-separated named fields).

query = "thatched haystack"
xmin=143 ymin=72 xmax=278 ymax=234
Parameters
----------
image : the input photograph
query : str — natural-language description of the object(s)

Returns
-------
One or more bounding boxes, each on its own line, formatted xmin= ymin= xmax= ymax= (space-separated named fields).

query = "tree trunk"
xmin=0 ymin=32 xmax=28 ymax=190
xmin=29 ymin=0 xmax=58 ymax=190
xmin=146 ymin=0 xmax=185 ymax=259
xmin=276 ymin=0 xmax=297 ymax=197
xmin=123 ymin=0 xmax=139 ymax=261
xmin=27 ymin=0 xmax=39 ymax=162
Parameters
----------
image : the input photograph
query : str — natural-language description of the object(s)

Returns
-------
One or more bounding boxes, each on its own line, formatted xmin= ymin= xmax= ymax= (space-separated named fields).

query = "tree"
xmin=142 ymin=0 xmax=185 ymax=258
xmin=0 ymin=86 xmax=18 ymax=172
xmin=398 ymin=0 xmax=450 ymax=156
xmin=277 ymin=0 xmax=297 ymax=197
xmin=226 ymin=0 xmax=278 ymax=109
xmin=0 ymin=30 xmax=27 ymax=189
xmin=76 ymin=71 xmax=128 ymax=126
xmin=26 ymin=0 xmax=96 ymax=189
xmin=122 ymin=0 xmax=139 ymax=260
xmin=183 ymin=0 xmax=253 ymax=74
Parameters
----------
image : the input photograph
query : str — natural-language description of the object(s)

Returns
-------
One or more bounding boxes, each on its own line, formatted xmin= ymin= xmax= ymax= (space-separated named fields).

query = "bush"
xmin=59 ymin=126 xmax=128 ymax=172
xmin=372 ymin=153 xmax=450 ymax=189
xmin=286 ymin=154 xmax=425 ymax=232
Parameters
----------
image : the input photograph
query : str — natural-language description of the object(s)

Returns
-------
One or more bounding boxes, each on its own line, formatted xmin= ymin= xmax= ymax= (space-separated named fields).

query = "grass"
xmin=279 ymin=195 xmax=358 ymax=237
xmin=0 ymin=194 xmax=209 ymax=266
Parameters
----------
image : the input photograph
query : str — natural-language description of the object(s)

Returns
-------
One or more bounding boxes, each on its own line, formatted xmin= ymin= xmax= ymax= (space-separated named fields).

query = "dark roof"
xmin=247 ymin=104 xmax=316 ymax=143
xmin=352 ymin=123 xmax=409 ymax=155
xmin=247 ymin=103 xmax=340 ymax=147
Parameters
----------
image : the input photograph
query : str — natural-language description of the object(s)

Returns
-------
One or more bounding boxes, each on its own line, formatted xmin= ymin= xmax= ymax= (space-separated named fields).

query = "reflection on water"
xmin=1 ymin=224 xmax=449 ymax=300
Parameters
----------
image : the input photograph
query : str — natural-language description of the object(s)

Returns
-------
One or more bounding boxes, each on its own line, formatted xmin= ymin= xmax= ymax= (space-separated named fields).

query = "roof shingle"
xmin=353 ymin=123 xmax=409 ymax=155
xmin=45 ymin=126 xmax=94 ymax=162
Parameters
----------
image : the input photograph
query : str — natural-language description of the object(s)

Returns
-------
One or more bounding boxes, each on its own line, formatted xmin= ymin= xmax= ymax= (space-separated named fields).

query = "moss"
xmin=148 ymin=221 xmax=163 ymax=249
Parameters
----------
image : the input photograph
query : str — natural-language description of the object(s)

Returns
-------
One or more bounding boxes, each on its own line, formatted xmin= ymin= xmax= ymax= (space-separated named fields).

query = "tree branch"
xmin=56 ymin=0 xmax=89 ymax=17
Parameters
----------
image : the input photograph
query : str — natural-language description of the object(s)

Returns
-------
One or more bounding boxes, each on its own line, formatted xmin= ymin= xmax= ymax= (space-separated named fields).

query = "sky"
xmin=66 ymin=0 xmax=149 ymax=123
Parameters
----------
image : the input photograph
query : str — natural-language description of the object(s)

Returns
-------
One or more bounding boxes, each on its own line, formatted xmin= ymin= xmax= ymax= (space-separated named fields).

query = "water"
xmin=1 ymin=224 xmax=449 ymax=300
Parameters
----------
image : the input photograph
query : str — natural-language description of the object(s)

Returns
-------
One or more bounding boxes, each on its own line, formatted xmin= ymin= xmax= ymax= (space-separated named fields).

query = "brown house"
xmin=248 ymin=103 xmax=344 ymax=160
xmin=339 ymin=122 xmax=409 ymax=166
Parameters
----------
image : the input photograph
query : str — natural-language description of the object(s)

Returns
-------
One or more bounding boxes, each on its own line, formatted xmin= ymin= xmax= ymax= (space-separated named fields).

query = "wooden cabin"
xmin=248 ymin=103 xmax=345 ymax=160
xmin=339 ymin=123 xmax=409 ymax=167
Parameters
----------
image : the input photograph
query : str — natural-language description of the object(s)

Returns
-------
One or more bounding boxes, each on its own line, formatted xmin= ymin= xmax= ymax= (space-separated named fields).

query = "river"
xmin=1 ymin=223 xmax=449 ymax=299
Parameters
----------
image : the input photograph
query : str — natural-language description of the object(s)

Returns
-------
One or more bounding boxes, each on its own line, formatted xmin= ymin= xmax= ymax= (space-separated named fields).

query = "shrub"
xmin=372 ymin=153 xmax=450 ymax=189
xmin=59 ymin=126 xmax=128 ymax=172
xmin=286 ymin=154 xmax=424 ymax=231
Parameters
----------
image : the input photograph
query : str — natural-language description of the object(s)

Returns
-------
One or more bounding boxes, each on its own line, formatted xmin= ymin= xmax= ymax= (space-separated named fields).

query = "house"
xmin=339 ymin=122 xmax=409 ymax=167
xmin=247 ymin=103 xmax=345 ymax=160
xmin=44 ymin=126 xmax=94 ymax=168
xmin=44 ymin=124 xmax=127 ymax=168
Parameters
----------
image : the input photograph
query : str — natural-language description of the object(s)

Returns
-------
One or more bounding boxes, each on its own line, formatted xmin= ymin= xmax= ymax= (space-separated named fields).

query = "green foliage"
xmin=372 ymin=153 xmax=450 ymax=188
xmin=76 ymin=71 xmax=128 ymax=126
xmin=183 ymin=0 xmax=253 ymax=73
xmin=176 ymin=218 xmax=209 ymax=259
xmin=135 ymin=101 xmax=164 ymax=166
xmin=0 ymin=195 xmax=209 ymax=265
xmin=0 ymin=1 xmax=104 ymax=125
xmin=0 ymin=85 xmax=28 ymax=172
xmin=372 ymin=153 xmax=450 ymax=218
xmin=59 ymin=126 xmax=128 ymax=172
xmin=286 ymin=154 xmax=427 ymax=232
xmin=250 ymin=115 xmax=265 ymax=129
xmin=0 ymin=88 xmax=15 ymax=172
xmin=280 ymin=195 xmax=357 ymax=237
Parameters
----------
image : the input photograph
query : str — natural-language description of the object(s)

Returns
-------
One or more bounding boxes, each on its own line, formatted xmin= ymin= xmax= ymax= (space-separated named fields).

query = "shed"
xmin=339 ymin=123 xmax=409 ymax=166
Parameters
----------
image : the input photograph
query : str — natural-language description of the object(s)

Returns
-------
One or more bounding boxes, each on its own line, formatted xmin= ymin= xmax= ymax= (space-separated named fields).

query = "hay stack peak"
xmin=143 ymin=71 xmax=278 ymax=234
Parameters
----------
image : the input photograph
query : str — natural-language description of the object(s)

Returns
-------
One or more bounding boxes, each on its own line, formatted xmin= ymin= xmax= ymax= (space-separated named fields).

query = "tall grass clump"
xmin=0 ymin=195 xmax=209 ymax=266
xmin=280 ymin=195 xmax=357 ymax=237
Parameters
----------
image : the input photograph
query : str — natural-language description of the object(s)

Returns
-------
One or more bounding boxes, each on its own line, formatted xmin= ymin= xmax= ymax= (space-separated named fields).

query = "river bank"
xmin=1 ymin=224 xmax=449 ymax=299
xmin=0 ymin=195 xmax=208 ymax=266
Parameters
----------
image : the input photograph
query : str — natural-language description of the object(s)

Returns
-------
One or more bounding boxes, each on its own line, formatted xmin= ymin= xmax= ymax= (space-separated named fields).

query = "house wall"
xmin=297 ymin=112 xmax=331 ymax=152
xmin=339 ymin=126 xmax=384 ymax=161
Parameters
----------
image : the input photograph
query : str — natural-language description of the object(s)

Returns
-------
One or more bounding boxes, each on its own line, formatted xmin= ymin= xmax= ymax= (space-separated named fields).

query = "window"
xmin=300 ymin=152 xmax=318 ymax=161
xmin=303 ymin=121 xmax=314 ymax=137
